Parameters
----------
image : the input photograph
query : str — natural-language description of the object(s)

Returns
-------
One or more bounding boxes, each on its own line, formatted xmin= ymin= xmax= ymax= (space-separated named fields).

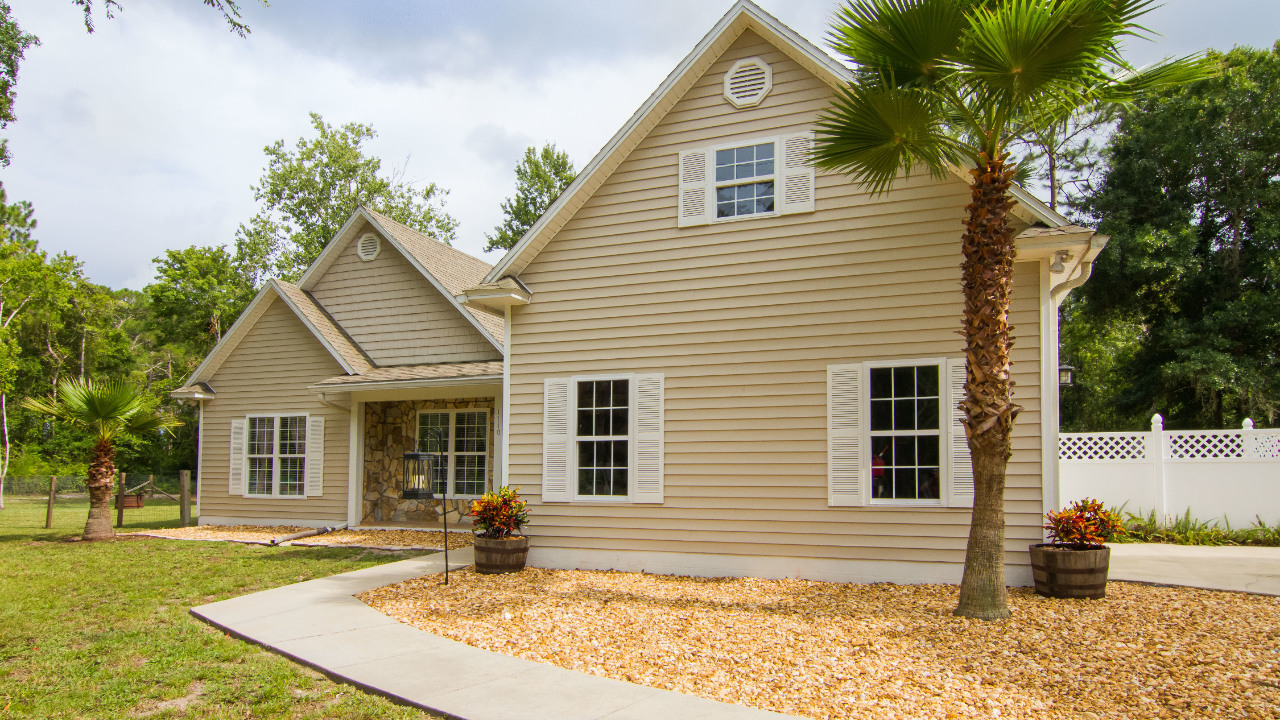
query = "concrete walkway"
xmin=1109 ymin=542 xmax=1280 ymax=595
xmin=191 ymin=548 xmax=795 ymax=720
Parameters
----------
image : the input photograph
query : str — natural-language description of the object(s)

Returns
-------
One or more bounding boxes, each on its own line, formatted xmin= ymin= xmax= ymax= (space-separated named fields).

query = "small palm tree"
xmin=813 ymin=0 xmax=1212 ymax=619
xmin=23 ymin=379 xmax=180 ymax=541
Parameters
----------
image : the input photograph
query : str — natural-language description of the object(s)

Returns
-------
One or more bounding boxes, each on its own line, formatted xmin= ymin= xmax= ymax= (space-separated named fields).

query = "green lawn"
xmin=0 ymin=495 xmax=437 ymax=719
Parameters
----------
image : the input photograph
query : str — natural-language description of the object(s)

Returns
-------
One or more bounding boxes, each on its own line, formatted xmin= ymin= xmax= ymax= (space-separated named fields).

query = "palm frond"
xmin=827 ymin=0 xmax=971 ymax=86
xmin=814 ymin=82 xmax=962 ymax=194
xmin=1099 ymin=53 xmax=1221 ymax=101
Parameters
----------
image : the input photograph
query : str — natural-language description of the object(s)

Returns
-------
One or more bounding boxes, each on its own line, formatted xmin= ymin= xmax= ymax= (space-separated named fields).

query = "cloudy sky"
xmin=5 ymin=0 xmax=1279 ymax=290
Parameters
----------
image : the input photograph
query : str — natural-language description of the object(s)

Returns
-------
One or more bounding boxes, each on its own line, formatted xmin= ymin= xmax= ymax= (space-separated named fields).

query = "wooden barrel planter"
xmin=116 ymin=493 xmax=145 ymax=509
xmin=473 ymin=536 xmax=529 ymax=574
xmin=1029 ymin=543 xmax=1111 ymax=599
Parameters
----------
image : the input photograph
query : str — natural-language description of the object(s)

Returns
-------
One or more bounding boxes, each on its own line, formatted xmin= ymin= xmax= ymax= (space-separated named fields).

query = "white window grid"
xmin=246 ymin=414 xmax=306 ymax=498
xmin=417 ymin=410 xmax=489 ymax=498
xmin=865 ymin=361 xmax=944 ymax=506
xmin=569 ymin=375 xmax=632 ymax=501
xmin=713 ymin=139 xmax=776 ymax=220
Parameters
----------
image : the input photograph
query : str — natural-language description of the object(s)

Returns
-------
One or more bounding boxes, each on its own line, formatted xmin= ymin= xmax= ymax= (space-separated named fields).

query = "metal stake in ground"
xmin=403 ymin=427 xmax=449 ymax=585
xmin=45 ymin=475 xmax=57 ymax=529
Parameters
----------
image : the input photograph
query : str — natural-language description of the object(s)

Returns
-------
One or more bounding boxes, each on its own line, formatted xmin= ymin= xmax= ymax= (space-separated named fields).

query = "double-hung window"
xmin=677 ymin=132 xmax=815 ymax=227
xmin=576 ymin=379 xmax=630 ymax=497
xmin=715 ymin=143 xmax=775 ymax=219
xmin=827 ymin=358 xmax=973 ymax=508
xmin=417 ymin=410 xmax=489 ymax=497
xmin=246 ymin=415 xmax=307 ymax=497
xmin=541 ymin=374 xmax=665 ymax=504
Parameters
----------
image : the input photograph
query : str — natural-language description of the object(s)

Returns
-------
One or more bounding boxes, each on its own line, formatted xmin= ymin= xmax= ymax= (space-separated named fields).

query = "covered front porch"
xmin=309 ymin=361 xmax=503 ymax=530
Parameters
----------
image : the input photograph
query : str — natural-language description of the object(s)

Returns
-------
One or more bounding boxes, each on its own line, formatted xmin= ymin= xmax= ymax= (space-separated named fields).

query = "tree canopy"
xmin=234 ymin=112 xmax=458 ymax=284
xmin=1065 ymin=42 xmax=1280 ymax=430
xmin=485 ymin=143 xmax=576 ymax=252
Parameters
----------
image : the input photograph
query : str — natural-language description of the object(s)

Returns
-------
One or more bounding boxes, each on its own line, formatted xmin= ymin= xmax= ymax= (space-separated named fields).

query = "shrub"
xmin=1045 ymin=498 xmax=1126 ymax=549
xmin=468 ymin=486 xmax=528 ymax=539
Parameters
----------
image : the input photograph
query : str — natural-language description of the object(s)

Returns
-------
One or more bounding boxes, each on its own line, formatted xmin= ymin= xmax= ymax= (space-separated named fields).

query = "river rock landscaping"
xmin=359 ymin=568 xmax=1280 ymax=720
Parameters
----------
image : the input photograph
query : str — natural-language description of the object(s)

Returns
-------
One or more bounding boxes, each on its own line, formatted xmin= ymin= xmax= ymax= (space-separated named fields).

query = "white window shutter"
xmin=947 ymin=358 xmax=975 ymax=508
xmin=228 ymin=418 xmax=247 ymax=497
xmin=677 ymin=149 xmax=712 ymax=228
xmin=542 ymin=378 xmax=572 ymax=502
xmin=828 ymin=363 xmax=865 ymax=506
xmin=305 ymin=415 xmax=325 ymax=497
xmin=631 ymin=374 xmax=664 ymax=504
xmin=779 ymin=132 xmax=815 ymax=215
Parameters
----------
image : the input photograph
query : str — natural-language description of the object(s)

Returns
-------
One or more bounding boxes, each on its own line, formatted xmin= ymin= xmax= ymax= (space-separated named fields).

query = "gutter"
xmin=1050 ymin=235 xmax=1109 ymax=306
xmin=315 ymin=392 xmax=351 ymax=413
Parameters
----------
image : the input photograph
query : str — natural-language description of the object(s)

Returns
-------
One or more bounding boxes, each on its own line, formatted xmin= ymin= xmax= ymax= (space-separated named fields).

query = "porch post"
xmin=348 ymin=399 xmax=363 ymax=527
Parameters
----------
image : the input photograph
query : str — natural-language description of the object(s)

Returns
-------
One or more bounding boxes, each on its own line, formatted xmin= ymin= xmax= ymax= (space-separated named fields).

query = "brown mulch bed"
xmin=359 ymin=568 xmax=1280 ymax=720
xmin=125 ymin=525 xmax=471 ymax=550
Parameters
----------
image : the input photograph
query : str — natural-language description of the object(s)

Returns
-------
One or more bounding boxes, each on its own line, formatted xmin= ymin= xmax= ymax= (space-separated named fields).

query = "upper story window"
xmin=678 ymin=133 xmax=814 ymax=228
xmin=715 ymin=143 xmax=775 ymax=219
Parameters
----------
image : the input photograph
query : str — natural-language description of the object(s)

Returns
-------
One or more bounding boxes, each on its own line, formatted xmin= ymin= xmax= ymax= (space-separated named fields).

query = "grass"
xmin=0 ymin=495 xmax=439 ymax=719
xmin=1116 ymin=507 xmax=1280 ymax=547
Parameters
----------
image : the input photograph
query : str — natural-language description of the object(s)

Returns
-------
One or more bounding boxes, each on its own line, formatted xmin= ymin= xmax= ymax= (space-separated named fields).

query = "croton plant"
xmin=1044 ymin=498 xmax=1126 ymax=549
xmin=469 ymin=485 xmax=529 ymax=539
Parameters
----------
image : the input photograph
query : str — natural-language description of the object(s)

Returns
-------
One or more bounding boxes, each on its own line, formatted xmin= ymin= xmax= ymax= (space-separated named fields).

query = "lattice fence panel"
xmin=1059 ymin=433 xmax=1147 ymax=461
xmin=1167 ymin=432 xmax=1245 ymax=460
xmin=1252 ymin=432 xmax=1280 ymax=459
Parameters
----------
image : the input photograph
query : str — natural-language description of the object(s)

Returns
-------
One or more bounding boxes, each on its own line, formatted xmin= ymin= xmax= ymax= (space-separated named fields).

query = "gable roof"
xmin=299 ymin=206 xmax=505 ymax=348
xmin=180 ymin=278 xmax=374 ymax=389
xmin=482 ymin=0 xmax=1073 ymax=282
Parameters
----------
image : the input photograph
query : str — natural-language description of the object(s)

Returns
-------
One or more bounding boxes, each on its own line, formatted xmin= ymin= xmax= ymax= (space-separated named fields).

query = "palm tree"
xmin=23 ymin=379 xmax=180 ymax=541
xmin=812 ymin=0 xmax=1211 ymax=619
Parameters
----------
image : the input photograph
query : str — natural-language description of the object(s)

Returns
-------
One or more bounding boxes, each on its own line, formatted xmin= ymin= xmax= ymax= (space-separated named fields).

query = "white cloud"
xmin=2 ymin=0 xmax=1275 ymax=289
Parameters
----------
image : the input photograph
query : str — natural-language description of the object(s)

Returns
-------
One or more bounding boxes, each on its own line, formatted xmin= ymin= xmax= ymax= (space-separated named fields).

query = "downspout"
xmin=315 ymin=392 xmax=351 ymax=413
xmin=1050 ymin=235 xmax=1108 ymax=306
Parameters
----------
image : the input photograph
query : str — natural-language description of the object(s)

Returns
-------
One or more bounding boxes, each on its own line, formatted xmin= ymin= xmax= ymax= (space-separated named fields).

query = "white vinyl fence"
xmin=1059 ymin=415 xmax=1280 ymax=525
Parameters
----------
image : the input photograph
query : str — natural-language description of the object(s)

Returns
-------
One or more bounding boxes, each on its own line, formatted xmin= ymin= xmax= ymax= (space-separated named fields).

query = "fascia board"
xmin=266 ymin=278 xmax=359 ymax=375
xmin=181 ymin=282 xmax=278 ymax=386
xmin=306 ymin=375 xmax=503 ymax=392
xmin=297 ymin=208 xmax=371 ymax=291
xmin=361 ymin=214 xmax=507 ymax=356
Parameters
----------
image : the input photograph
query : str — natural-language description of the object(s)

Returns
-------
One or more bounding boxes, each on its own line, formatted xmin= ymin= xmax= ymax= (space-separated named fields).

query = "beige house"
xmin=177 ymin=0 xmax=1105 ymax=586
xmin=174 ymin=206 xmax=507 ymax=529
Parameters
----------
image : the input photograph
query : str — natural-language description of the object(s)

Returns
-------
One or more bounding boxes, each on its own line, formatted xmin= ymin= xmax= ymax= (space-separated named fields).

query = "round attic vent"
xmin=723 ymin=57 xmax=772 ymax=108
xmin=356 ymin=233 xmax=381 ymax=261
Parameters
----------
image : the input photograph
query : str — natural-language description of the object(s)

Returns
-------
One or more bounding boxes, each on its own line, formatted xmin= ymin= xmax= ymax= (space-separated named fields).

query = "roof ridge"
xmin=362 ymin=206 xmax=495 ymax=271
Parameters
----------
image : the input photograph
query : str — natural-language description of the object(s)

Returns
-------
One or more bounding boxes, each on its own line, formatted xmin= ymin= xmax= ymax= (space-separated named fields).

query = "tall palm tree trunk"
xmin=954 ymin=154 xmax=1020 ymax=620
xmin=84 ymin=439 xmax=116 ymax=541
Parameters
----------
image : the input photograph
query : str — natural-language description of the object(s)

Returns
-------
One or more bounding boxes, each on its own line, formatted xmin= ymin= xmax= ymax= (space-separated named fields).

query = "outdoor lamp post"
xmin=403 ymin=426 xmax=449 ymax=584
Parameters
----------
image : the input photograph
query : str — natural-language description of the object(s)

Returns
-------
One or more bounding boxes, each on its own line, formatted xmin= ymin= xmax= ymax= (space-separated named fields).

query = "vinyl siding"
xmin=506 ymin=30 xmax=1044 ymax=573
xmin=199 ymin=297 xmax=351 ymax=524
xmin=309 ymin=221 xmax=501 ymax=366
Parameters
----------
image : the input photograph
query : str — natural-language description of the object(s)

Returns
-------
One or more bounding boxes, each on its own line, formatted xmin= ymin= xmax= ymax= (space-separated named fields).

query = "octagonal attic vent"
xmin=723 ymin=57 xmax=772 ymax=108
xmin=356 ymin=233 xmax=381 ymax=261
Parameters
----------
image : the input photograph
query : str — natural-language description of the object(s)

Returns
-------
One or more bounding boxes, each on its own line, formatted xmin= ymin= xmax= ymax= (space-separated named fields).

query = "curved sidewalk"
xmin=191 ymin=548 xmax=795 ymax=720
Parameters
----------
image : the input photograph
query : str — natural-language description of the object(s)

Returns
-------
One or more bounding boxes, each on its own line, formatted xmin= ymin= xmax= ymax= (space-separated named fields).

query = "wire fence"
xmin=2 ymin=473 xmax=194 ymax=497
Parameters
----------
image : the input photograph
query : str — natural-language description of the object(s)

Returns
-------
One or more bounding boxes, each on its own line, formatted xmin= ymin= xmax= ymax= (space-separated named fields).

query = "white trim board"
xmin=528 ymin=546 xmax=1033 ymax=587
xmin=198 ymin=516 xmax=344 ymax=529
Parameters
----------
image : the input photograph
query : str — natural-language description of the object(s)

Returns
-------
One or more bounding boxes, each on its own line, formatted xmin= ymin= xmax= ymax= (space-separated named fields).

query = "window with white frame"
xmin=576 ymin=379 xmax=630 ymax=497
xmin=677 ymin=133 xmax=815 ymax=228
xmin=715 ymin=142 xmax=775 ymax=219
xmin=827 ymin=358 xmax=972 ymax=508
xmin=869 ymin=365 xmax=941 ymax=502
xmin=417 ymin=410 xmax=489 ymax=497
xmin=541 ymin=374 xmax=665 ymax=505
xmin=246 ymin=415 xmax=307 ymax=497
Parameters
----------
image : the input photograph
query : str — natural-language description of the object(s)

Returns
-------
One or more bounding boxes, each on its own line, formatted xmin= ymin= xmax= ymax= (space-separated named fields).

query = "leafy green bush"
xmin=1119 ymin=508 xmax=1280 ymax=547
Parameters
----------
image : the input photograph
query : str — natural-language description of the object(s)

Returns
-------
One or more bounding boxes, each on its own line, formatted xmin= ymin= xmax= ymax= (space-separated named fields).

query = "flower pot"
xmin=1029 ymin=543 xmax=1111 ymax=599
xmin=473 ymin=535 xmax=529 ymax=574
